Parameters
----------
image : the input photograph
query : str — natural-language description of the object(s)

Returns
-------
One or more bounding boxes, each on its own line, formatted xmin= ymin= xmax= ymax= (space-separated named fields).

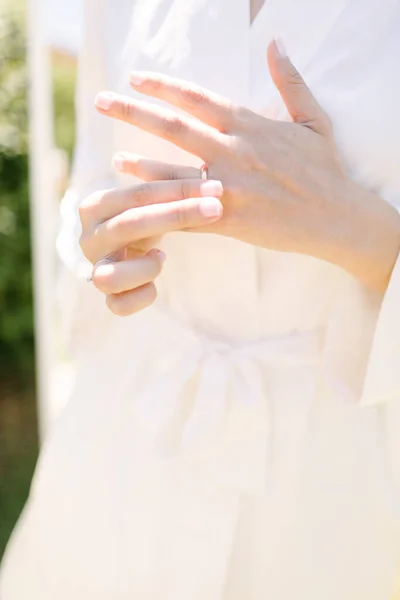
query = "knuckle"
xmin=148 ymin=75 xmax=163 ymax=92
xmin=162 ymin=115 xmax=183 ymax=137
xmin=166 ymin=170 xmax=179 ymax=181
xmin=182 ymin=86 xmax=205 ymax=106
xmin=175 ymin=203 xmax=191 ymax=228
xmin=78 ymin=193 xmax=97 ymax=224
xmin=234 ymin=105 xmax=255 ymax=131
xmin=132 ymin=183 xmax=154 ymax=207
xmin=121 ymin=99 xmax=134 ymax=122
xmin=78 ymin=203 xmax=89 ymax=225
xmin=109 ymin=212 xmax=134 ymax=241
xmin=79 ymin=232 xmax=93 ymax=259
xmin=78 ymin=189 xmax=111 ymax=225
xmin=107 ymin=215 xmax=124 ymax=239
xmin=92 ymin=264 xmax=115 ymax=295
xmin=179 ymin=179 xmax=192 ymax=200
xmin=287 ymin=66 xmax=304 ymax=86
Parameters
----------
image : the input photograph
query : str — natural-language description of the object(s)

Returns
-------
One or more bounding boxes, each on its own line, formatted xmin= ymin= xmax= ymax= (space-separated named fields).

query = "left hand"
xmin=95 ymin=40 xmax=348 ymax=258
xmin=95 ymin=40 xmax=400 ymax=292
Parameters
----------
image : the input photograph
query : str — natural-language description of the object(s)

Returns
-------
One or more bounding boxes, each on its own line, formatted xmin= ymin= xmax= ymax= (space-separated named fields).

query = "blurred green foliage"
xmin=0 ymin=380 xmax=37 ymax=558
xmin=0 ymin=3 xmax=37 ymax=561
xmin=52 ymin=54 xmax=76 ymax=159
xmin=0 ymin=7 xmax=33 ymax=376
xmin=0 ymin=3 xmax=76 ymax=559
xmin=0 ymin=7 xmax=77 ymax=376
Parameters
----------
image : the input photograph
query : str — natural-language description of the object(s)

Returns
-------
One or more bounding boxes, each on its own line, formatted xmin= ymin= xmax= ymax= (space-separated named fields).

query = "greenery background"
xmin=0 ymin=2 xmax=76 ymax=558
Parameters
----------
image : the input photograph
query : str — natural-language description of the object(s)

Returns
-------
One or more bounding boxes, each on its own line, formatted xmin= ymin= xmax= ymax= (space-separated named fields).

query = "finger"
xmin=106 ymin=282 xmax=157 ymax=317
xmin=82 ymin=196 xmax=223 ymax=263
xmin=129 ymin=72 xmax=251 ymax=133
xmin=267 ymin=39 xmax=332 ymax=136
xmin=113 ymin=153 xmax=199 ymax=182
xmin=94 ymin=92 xmax=224 ymax=158
xmin=80 ymin=177 xmax=223 ymax=224
xmin=92 ymin=249 xmax=165 ymax=295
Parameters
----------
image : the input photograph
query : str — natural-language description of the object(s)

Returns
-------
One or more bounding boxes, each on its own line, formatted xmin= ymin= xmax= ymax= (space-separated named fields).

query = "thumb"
xmin=267 ymin=38 xmax=331 ymax=136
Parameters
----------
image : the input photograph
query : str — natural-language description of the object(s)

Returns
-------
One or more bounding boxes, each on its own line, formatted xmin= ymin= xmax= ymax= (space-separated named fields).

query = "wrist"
xmin=321 ymin=178 xmax=400 ymax=293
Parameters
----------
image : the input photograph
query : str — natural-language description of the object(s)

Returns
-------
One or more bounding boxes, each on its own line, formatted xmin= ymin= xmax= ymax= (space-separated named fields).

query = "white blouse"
xmin=2 ymin=0 xmax=400 ymax=599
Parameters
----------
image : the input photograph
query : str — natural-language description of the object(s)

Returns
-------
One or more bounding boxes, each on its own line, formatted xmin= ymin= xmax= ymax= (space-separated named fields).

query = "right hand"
xmin=79 ymin=177 xmax=223 ymax=316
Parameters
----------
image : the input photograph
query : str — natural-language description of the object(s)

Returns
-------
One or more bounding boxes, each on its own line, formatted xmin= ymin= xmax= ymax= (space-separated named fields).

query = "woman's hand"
xmin=94 ymin=40 xmax=400 ymax=293
xmin=79 ymin=179 xmax=223 ymax=315
xmin=95 ymin=40 xmax=346 ymax=255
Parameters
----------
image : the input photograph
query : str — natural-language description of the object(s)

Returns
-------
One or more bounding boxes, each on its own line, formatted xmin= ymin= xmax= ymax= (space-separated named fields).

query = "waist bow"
xmin=132 ymin=310 xmax=321 ymax=496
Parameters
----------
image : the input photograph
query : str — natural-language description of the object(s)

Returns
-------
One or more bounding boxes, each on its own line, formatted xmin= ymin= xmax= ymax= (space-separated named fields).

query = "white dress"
xmin=2 ymin=0 xmax=400 ymax=598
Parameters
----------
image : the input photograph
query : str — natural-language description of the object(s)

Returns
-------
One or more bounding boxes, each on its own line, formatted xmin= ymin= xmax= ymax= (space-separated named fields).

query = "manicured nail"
xmin=156 ymin=249 xmax=166 ymax=263
xmin=94 ymin=262 xmax=115 ymax=278
xmin=200 ymin=180 xmax=223 ymax=197
xmin=148 ymin=248 xmax=166 ymax=262
xmin=130 ymin=72 xmax=146 ymax=86
xmin=113 ymin=153 xmax=126 ymax=171
xmin=200 ymin=198 xmax=223 ymax=218
xmin=95 ymin=92 xmax=115 ymax=111
xmin=274 ymin=37 xmax=287 ymax=58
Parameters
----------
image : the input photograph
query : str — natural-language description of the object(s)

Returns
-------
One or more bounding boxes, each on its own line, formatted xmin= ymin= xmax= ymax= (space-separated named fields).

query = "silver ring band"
xmin=200 ymin=164 xmax=209 ymax=180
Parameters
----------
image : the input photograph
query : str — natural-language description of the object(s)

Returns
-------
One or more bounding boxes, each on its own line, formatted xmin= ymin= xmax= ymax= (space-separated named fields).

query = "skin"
xmin=80 ymin=40 xmax=400 ymax=316
xmin=250 ymin=0 xmax=266 ymax=23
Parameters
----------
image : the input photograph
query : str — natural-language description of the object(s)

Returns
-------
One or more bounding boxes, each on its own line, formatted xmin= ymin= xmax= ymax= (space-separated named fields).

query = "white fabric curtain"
xmin=27 ymin=0 xmax=57 ymax=440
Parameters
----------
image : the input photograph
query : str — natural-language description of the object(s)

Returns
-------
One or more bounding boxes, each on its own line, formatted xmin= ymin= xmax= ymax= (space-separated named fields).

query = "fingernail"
xmin=95 ymin=92 xmax=115 ymax=111
xmin=274 ymin=37 xmax=287 ymax=58
xmin=200 ymin=198 xmax=223 ymax=218
xmin=94 ymin=262 xmax=115 ymax=278
xmin=130 ymin=72 xmax=146 ymax=86
xmin=157 ymin=249 xmax=166 ymax=263
xmin=148 ymin=248 xmax=166 ymax=262
xmin=200 ymin=180 xmax=223 ymax=197
xmin=113 ymin=153 xmax=126 ymax=171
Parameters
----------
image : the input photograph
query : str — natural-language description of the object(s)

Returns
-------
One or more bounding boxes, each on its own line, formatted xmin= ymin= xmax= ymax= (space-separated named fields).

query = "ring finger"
xmin=113 ymin=152 xmax=199 ymax=182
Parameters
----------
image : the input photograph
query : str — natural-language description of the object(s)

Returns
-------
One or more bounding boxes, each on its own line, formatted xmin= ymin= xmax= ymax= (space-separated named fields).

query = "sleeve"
xmin=56 ymin=0 xmax=116 ymax=279
xmin=321 ymin=202 xmax=400 ymax=408
xmin=55 ymin=0 xmax=122 ymax=360
xmin=360 ymin=251 xmax=400 ymax=406
xmin=319 ymin=205 xmax=400 ymax=505
xmin=361 ymin=241 xmax=400 ymax=508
